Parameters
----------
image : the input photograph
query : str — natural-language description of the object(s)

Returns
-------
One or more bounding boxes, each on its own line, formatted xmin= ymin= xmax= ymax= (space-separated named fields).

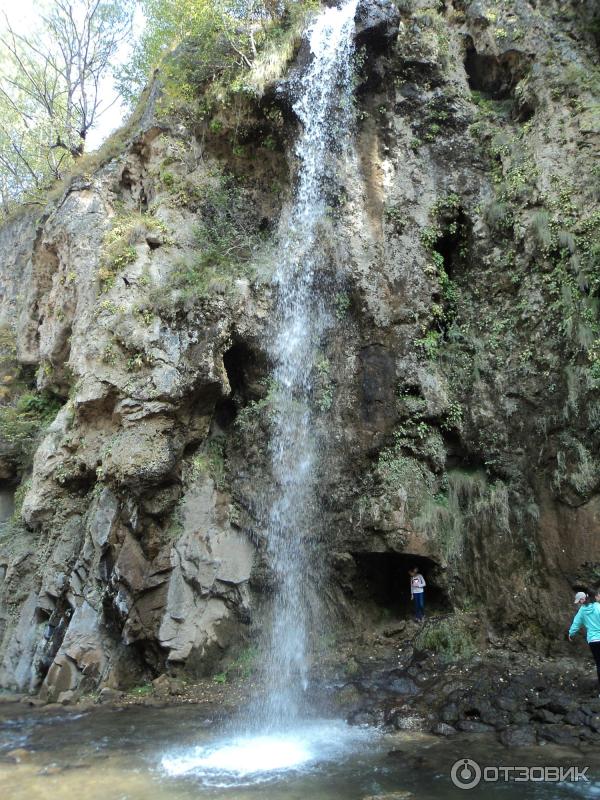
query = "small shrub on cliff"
xmin=98 ymin=212 xmax=172 ymax=290
xmin=0 ymin=390 xmax=62 ymax=470
xmin=168 ymin=172 xmax=261 ymax=299
xmin=190 ymin=438 xmax=227 ymax=489
xmin=530 ymin=209 xmax=552 ymax=251
xmin=415 ymin=612 xmax=477 ymax=662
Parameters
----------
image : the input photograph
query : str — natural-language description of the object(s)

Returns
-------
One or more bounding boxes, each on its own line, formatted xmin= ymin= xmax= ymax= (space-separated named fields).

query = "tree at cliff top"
xmin=0 ymin=0 xmax=134 ymax=213
xmin=115 ymin=0 xmax=312 ymax=107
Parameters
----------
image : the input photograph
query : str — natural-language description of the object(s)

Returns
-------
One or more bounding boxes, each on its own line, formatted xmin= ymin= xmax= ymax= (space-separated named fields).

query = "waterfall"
xmin=260 ymin=0 xmax=358 ymax=727
xmin=160 ymin=4 xmax=365 ymax=779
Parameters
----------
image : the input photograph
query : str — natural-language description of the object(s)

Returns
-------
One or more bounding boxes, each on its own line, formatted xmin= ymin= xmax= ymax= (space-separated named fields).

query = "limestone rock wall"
xmin=0 ymin=0 xmax=599 ymax=695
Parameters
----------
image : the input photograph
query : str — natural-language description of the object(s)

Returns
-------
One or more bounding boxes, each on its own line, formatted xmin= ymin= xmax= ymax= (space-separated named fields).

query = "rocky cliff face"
xmin=0 ymin=0 xmax=599 ymax=700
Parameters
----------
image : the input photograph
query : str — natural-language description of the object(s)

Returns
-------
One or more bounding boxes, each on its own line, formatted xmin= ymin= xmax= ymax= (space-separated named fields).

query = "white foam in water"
xmin=161 ymin=721 xmax=374 ymax=786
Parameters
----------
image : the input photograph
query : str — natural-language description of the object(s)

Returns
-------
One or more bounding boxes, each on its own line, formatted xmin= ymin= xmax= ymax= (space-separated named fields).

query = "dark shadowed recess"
xmin=351 ymin=552 xmax=449 ymax=617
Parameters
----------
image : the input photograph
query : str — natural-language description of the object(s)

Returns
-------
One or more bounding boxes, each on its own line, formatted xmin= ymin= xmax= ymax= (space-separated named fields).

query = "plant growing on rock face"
xmin=98 ymin=212 xmax=172 ymax=290
xmin=530 ymin=209 xmax=552 ymax=251
xmin=415 ymin=612 xmax=477 ymax=663
xmin=167 ymin=171 xmax=262 ymax=300
xmin=334 ymin=291 xmax=351 ymax=319
xmin=415 ymin=329 xmax=442 ymax=360
xmin=117 ymin=0 xmax=316 ymax=124
xmin=0 ymin=390 xmax=62 ymax=470
xmin=314 ymin=355 xmax=334 ymax=411
xmin=190 ymin=438 xmax=227 ymax=489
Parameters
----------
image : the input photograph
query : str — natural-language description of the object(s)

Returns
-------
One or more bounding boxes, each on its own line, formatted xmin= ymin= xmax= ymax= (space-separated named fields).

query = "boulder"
xmin=431 ymin=722 xmax=457 ymax=736
xmin=537 ymin=724 xmax=582 ymax=747
xmin=456 ymin=720 xmax=495 ymax=734
xmin=354 ymin=0 xmax=400 ymax=49
xmin=499 ymin=726 xmax=537 ymax=747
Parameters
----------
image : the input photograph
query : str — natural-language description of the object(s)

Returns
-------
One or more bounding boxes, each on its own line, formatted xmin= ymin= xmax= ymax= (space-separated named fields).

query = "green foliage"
xmin=0 ymin=327 xmax=62 ymax=471
xmin=167 ymin=171 xmax=261 ymax=299
xmin=11 ymin=479 xmax=30 ymax=520
xmin=0 ymin=390 xmax=62 ymax=469
xmin=190 ymin=438 xmax=227 ymax=489
xmin=99 ymin=212 xmax=171 ymax=289
xmin=416 ymin=469 xmax=512 ymax=568
xmin=117 ymin=0 xmax=315 ymax=112
xmin=212 ymin=646 xmax=259 ymax=684
xmin=441 ymin=400 xmax=463 ymax=432
xmin=315 ymin=356 xmax=334 ymax=411
xmin=235 ymin=3 xmax=315 ymax=98
xmin=228 ymin=645 xmax=258 ymax=679
xmin=334 ymin=291 xmax=351 ymax=319
xmin=0 ymin=0 xmax=134 ymax=215
xmin=128 ymin=683 xmax=153 ymax=696
xmin=530 ymin=209 xmax=552 ymax=251
xmin=485 ymin=200 xmax=512 ymax=232
xmin=234 ymin=394 xmax=273 ymax=433
xmin=416 ymin=329 xmax=442 ymax=360
xmin=413 ymin=7 xmax=449 ymax=60
xmin=417 ymin=195 xmax=463 ymax=360
xmin=415 ymin=613 xmax=477 ymax=662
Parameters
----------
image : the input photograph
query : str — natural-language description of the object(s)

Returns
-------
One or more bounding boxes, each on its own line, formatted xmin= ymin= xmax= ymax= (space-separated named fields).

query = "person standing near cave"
xmin=569 ymin=588 xmax=600 ymax=696
xmin=409 ymin=566 xmax=426 ymax=622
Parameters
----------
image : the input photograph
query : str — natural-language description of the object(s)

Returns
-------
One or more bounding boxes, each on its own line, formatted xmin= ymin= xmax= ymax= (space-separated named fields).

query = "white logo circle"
xmin=451 ymin=758 xmax=482 ymax=790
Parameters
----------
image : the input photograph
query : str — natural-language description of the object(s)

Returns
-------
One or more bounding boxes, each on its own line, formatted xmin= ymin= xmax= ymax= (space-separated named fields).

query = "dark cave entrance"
xmin=350 ymin=552 xmax=449 ymax=620
xmin=214 ymin=341 xmax=268 ymax=429
xmin=434 ymin=208 xmax=469 ymax=282
xmin=463 ymin=38 xmax=534 ymax=120
xmin=464 ymin=42 xmax=528 ymax=100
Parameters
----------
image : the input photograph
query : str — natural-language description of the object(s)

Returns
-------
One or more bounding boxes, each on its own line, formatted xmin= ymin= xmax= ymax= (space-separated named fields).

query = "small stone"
xmin=499 ymin=726 xmax=536 ymax=747
xmin=531 ymin=708 xmax=562 ymax=724
xmin=6 ymin=748 xmax=32 ymax=763
xmin=0 ymin=693 xmax=22 ymax=704
xmin=495 ymin=696 xmax=519 ymax=713
xmin=38 ymin=764 xmax=64 ymax=776
xmin=383 ymin=623 xmax=407 ymax=638
xmin=537 ymin=724 xmax=581 ymax=747
xmin=510 ymin=711 xmax=530 ymax=725
xmin=456 ymin=720 xmax=495 ymax=734
xmin=388 ymin=677 xmax=419 ymax=696
xmin=587 ymin=714 xmax=600 ymax=732
xmin=441 ymin=702 xmax=459 ymax=723
xmin=96 ymin=687 xmax=123 ymax=703
xmin=57 ymin=690 xmax=77 ymax=705
xmin=564 ymin=709 xmax=586 ymax=726
xmin=362 ymin=793 xmax=414 ymax=800
xmin=432 ymin=722 xmax=456 ymax=736
xmin=26 ymin=698 xmax=46 ymax=708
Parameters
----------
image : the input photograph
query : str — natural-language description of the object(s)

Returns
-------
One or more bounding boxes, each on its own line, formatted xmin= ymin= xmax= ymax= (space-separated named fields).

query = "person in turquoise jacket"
xmin=569 ymin=588 xmax=600 ymax=695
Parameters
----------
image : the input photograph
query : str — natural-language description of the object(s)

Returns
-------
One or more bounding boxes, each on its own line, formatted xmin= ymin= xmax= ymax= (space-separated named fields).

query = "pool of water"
xmin=1 ymin=704 xmax=599 ymax=799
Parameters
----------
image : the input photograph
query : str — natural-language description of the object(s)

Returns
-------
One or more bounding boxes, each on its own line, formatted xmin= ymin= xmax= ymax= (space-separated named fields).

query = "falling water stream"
xmin=261 ymin=0 xmax=359 ymax=727
xmin=160 ymin=0 xmax=364 ymax=782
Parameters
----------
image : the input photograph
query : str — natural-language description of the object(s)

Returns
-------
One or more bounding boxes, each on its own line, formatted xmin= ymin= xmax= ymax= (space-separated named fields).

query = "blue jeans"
xmin=413 ymin=593 xmax=424 ymax=620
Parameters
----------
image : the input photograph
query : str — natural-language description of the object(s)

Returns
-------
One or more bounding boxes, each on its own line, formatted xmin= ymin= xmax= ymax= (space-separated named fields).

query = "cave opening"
xmin=464 ymin=40 xmax=533 ymax=120
xmin=0 ymin=483 xmax=15 ymax=531
xmin=464 ymin=42 xmax=522 ymax=100
xmin=350 ymin=552 xmax=449 ymax=620
xmin=434 ymin=207 xmax=469 ymax=282
xmin=215 ymin=341 xmax=268 ymax=429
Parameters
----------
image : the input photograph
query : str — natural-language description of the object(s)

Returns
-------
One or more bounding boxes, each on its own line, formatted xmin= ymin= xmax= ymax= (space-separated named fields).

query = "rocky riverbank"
xmin=2 ymin=623 xmax=599 ymax=754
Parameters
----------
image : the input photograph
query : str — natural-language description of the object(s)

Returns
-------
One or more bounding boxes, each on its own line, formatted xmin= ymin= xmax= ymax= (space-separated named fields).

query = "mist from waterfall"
xmin=257 ymin=0 xmax=359 ymax=727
